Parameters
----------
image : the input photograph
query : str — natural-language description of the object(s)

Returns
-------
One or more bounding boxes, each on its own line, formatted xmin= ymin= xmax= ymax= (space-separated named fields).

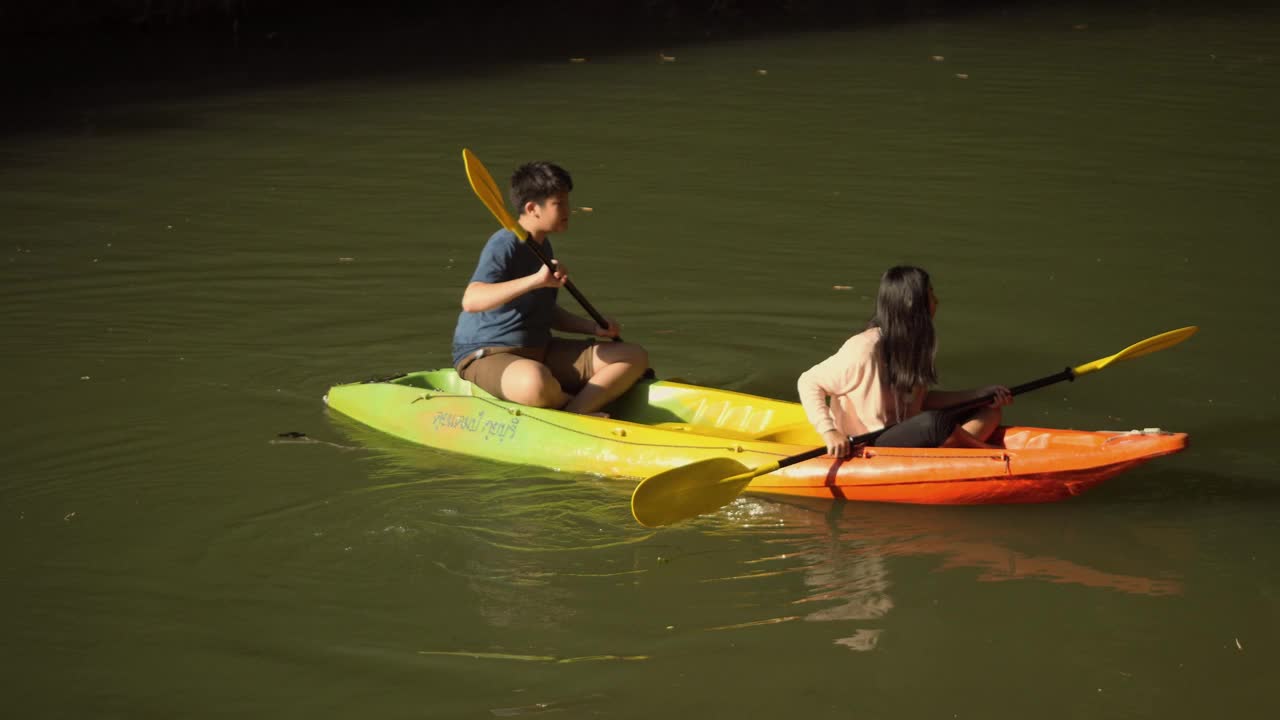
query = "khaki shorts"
xmin=455 ymin=338 xmax=597 ymax=400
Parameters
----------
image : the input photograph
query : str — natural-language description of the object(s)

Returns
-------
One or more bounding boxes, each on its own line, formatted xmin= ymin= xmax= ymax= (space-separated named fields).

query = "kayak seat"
xmin=648 ymin=421 xmax=819 ymax=444
xmin=748 ymin=422 xmax=821 ymax=444
xmin=650 ymin=422 xmax=764 ymax=441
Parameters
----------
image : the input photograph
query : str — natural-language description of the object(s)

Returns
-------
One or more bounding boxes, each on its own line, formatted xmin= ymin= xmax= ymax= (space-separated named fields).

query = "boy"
xmin=451 ymin=160 xmax=649 ymax=415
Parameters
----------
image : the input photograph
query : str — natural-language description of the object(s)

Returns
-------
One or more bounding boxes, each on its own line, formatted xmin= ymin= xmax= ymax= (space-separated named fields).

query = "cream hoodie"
xmin=797 ymin=327 xmax=924 ymax=437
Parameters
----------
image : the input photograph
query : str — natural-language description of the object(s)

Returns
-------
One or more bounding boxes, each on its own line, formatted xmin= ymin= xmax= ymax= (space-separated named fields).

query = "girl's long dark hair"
xmin=868 ymin=266 xmax=937 ymax=415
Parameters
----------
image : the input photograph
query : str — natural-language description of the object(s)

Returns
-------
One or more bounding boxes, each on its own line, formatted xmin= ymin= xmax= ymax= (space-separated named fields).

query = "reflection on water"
xmin=318 ymin=412 xmax=656 ymax=637
xmin=329 ymin=407 xmax=1188 ymax=657
xmin=711 ymin=496 xmax=1184 ymax=651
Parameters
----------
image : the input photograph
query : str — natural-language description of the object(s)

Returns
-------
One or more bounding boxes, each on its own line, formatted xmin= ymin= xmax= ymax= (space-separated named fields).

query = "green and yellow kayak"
xmin=323 ymin=369 xmax=1186 ymax=505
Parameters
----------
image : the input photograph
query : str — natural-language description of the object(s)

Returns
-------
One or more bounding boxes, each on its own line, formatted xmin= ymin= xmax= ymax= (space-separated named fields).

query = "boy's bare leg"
xmin=499 ymin=358 xmax=570 ymax=409
xmin=562 ymin=342 xmax=649 ymax=415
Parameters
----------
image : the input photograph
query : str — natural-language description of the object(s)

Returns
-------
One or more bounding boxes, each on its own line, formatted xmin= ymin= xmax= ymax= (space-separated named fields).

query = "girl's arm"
xmin=798 ymin=365 xmax=840 ymax=436
xmin=798 ymin=340 xmax=869 ymax=457
xmin=798 ymin=368 xmax=850 ymax=458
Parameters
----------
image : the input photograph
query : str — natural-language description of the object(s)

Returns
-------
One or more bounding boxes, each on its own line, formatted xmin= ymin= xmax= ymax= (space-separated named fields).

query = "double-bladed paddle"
xmin=461 ymin=148 xmax=620 ymax=341
xmin=630 ymin=325 xmax=1199 ymax=527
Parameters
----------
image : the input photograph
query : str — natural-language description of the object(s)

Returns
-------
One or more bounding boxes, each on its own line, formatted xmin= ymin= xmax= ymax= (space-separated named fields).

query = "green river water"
xmin=3 ymin=4 xmax=1278 ymax=718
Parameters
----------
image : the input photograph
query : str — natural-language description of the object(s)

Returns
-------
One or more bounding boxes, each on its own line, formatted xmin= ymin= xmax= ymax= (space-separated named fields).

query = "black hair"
xmin=510 ymin=161 xmax=573 ymax=214
xmin=867 ymin=265 xmax=937 ymax=415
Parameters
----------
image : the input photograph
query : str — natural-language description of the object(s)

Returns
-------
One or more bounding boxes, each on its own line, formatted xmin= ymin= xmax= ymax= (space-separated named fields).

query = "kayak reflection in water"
xmin=451 ymin=160 xmax=648 ymax=416
xmin=745 ymin=499 xmax=1183 ymax=652
xmin=798 ymin=265 xmax=1012 ymax=456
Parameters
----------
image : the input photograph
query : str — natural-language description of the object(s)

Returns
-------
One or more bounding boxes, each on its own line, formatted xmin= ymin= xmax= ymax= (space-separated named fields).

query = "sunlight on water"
xmin=2 ymin=3 xmax=1277 ymax=717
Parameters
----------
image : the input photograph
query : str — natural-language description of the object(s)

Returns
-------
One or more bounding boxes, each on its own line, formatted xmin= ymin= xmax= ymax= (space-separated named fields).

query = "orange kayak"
xmin=745 ymin=426 xmax=1187 ymax=504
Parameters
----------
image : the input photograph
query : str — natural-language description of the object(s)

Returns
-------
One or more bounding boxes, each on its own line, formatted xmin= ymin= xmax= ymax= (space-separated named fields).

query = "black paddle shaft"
xmin=774 ymin=366 xmax=1079 ymax=471
xmin=520 ymin=239 xmax=621 ymax=342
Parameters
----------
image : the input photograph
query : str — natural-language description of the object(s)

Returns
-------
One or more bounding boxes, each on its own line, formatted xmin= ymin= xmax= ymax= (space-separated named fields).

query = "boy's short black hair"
xmin=510 ymin=161 xmax=573 ymax=213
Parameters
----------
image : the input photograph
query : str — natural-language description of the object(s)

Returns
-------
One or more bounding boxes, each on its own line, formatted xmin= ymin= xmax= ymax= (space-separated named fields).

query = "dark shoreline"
xmin=2 ymin=0 xmax=1243 ymax=136
xmin=2 ymin=1 xmax=1002 ymax=136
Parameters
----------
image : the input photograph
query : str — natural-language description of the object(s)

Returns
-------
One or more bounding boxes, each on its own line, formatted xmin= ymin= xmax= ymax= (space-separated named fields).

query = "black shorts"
xmin=872 ymin=408 xmax=978 ymax=449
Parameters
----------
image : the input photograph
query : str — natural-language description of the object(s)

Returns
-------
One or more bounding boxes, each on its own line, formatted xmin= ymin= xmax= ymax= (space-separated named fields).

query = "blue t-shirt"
xmin=451 ymin=229 xmax=558 ymax=366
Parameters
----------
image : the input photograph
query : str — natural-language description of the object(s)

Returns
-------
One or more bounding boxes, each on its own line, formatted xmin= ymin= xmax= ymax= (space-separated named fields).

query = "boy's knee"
xmin=626 ymin=343 xmax=649 ymax=369
xmin=611 ymin=342 xmax=647 ymax=369
xmin=507 ymin=382 xmax=564 ymax=408
xmin=530 ymin=387 xmax=566 ymax=408
xmin=594 ymin=341 xmax=648 ymax=370
xmin=501 ymin=364 xmax=564 ymax=407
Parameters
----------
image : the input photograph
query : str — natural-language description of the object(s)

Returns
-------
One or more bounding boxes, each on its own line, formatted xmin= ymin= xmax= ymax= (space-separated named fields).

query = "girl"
xmin=798 ymin=265 xmax=1012 ymax=457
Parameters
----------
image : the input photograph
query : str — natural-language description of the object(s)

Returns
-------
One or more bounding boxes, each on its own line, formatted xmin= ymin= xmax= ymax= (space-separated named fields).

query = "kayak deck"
xmin=324 ymin=369 xmax=1187 ymax=505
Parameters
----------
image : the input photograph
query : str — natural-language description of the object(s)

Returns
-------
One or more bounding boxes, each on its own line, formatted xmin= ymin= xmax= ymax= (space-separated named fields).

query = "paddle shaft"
xmin=773 ymin=367 xmax=1078 ymax=471
xmin=519 ymin=236 xmax=621 ymax=342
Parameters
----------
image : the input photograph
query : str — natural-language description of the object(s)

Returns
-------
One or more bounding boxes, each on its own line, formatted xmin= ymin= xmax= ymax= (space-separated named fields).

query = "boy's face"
xmin=525 ymin=192 xmax=571 ymax=234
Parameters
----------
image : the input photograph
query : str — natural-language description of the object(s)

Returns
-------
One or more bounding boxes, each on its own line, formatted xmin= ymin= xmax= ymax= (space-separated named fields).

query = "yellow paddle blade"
xmin=631 ymin=457 xmax=765 ymax=528
xmin=461 ymin=148 xmax=527 ymax=240
xmin=1072 ymin=325 xmax=1199 ymax=376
